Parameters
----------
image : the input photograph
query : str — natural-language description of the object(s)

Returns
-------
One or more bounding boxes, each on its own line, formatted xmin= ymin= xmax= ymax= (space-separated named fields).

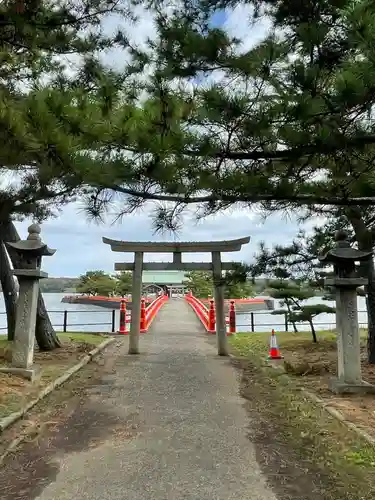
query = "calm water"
xmin=0 ymin=293 xmax=369 ymax=334
xmin=0 ymin=293 xmax=118 ymax=335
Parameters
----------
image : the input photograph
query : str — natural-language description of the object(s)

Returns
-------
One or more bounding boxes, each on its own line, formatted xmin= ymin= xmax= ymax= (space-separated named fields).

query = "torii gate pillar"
xmin=129 ymin=251 xmax=143 ymax=354
xmin=212 ymin=251 xmax=227 ymax=356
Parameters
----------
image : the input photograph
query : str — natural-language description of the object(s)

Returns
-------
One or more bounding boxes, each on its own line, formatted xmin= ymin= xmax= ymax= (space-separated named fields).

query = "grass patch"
xmin=230 ymin=328 xmax=367 ymax=357
xmin=0 ymin=338 xmax=9 ymax=350
xmin=59 ymin=332 xmax=106 ymax=346
xmin=230 ymin=331 xmax=375 ymax=499
xmin=0 ymin=332 xmax=108 ymax=419
xmin=229 ymin=329 xmax=375 ymax=435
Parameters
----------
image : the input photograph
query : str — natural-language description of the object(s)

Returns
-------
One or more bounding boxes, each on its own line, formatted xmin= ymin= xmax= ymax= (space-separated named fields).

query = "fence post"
xmin=284 ymin=313 xmax=288 ymax=332
xmin=228 ymin=300 xmax=236 ymax=335
xmin=118 ymin=299 xmax=128 ymax=334
xmin=250 ymin=312 xmax=255 ymax=332
xmin=140 ymin=299 xmax=146 ymax=332
xmin=208 ymin=299 xmax=215 ymax=332
xmin=63 ymin=310 xmax=68 ymax=332
xmin=111 ymin=309 xmax=116 ymax=333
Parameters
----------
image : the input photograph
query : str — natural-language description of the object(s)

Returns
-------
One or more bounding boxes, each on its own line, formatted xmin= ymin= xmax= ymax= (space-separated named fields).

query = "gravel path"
xmin=1 ymin=299 xmax=277 ymax=500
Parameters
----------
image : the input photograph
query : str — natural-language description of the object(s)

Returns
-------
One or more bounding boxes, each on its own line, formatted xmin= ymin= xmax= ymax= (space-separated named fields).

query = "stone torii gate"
xmin=102 ymin=236 xmax=251 ymax=356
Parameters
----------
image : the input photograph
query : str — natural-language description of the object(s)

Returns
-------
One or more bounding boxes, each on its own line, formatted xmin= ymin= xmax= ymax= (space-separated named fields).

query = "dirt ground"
xmin=278 ymin=339 xmax=375 ymax=439
xmin=230 ymin=331 xmax=375 ymax=442
xmin=0 ymin=334 xmax=105 ymax=419
xmin=0 ymin=339 xmax=121 ymax=467
xmin=232 ymin=356 xmax=375 ymax=500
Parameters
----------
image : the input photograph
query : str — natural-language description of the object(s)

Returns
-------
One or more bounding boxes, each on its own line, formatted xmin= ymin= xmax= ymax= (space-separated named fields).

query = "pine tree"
xmin=10 ymin=0 xmax=374 ymax=354
xmin=82 ymin=0 xmax=375 ymax=224
xmin=77 ymin=271 xmax=117 ymax=296
xmin=0 ymin=1 xmax=130 ymax=348
xmin=116 ymin=272 xmax=133 ymax=297
xmin=306 ymin=206 xmax=375 ymax=363
xmin=183 ymin=272 xmax=214 ymax=298
xmin=183 ymin=270 xmax=254 ymax=298
xmin=249 ymin=223 xmax=375 ymax=357
xmin=250 ymin=242 xmax=337 ymax=343
xmin=53 ymin=0 xmax=375 ymax=361
xmin=267 ymin=280 xmax=335 ymax=342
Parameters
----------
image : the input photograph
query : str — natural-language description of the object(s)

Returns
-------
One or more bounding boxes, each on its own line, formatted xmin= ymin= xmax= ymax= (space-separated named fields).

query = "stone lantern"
xmin=320 ymin=230 xmax=375 ymax=393
xmin=1 ymin=224 xmax=55 ymax=380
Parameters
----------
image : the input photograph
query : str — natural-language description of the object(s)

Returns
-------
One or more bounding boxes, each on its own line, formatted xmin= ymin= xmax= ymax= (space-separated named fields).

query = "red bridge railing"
xmin=185 ymin=293 xmax=236 ymax=335
xmin=140 ymin=294 xmax=168 ymax=333
xmin=118 ymin=294 xmax=168 ymax=334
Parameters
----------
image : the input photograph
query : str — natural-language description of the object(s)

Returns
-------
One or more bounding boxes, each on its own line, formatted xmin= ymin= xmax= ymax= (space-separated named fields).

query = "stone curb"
xmin=299 ymin=387 xmax=375 ymax=446
xmin=0 ymin=337 xmax=116 ymax=434
xmin=229 ymin=353 xmax=375 ymax=447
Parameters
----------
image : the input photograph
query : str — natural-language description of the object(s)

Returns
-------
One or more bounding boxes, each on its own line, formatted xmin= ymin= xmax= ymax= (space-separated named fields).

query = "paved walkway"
xmin=7 ymin=299 xmax=277 ymax=500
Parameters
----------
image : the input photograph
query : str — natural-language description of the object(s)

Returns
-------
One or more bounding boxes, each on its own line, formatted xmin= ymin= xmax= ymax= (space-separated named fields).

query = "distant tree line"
xmin=75 ymin=270 xmax=259 ymax=299
xmin=0 ymin=277 xmax=80 ymax=293
xmin=183 ymin=271 xmax=255 ymax=299
xmin=40 ymin=278 xmax=80 ymax=293
xmin=76 ymin=271 xmax=133 ymax=297
xmin=0 ymin=273 xmax=273 ymax=295
xmin=0 ymin=274 xmax=301 ymax=296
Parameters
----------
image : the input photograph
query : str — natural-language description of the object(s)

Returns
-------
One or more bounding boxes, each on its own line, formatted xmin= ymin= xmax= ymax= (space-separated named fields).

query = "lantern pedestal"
xmin=0 ymin=224 xmax=55 ymax=381
xmin=321 ymin=231 xmax=375 ymax=394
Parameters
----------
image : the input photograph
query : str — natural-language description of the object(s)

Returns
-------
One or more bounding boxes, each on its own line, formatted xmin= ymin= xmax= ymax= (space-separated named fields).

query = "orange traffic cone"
xmin=268 ymin=329 xmax=283 ymax=359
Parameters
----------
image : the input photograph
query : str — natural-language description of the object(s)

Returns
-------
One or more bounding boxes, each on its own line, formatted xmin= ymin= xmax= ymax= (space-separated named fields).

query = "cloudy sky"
xmin=16 ymin=202 xmax=301 ymax=277
xmin=16 ymin=4 xmax=302 ymax=277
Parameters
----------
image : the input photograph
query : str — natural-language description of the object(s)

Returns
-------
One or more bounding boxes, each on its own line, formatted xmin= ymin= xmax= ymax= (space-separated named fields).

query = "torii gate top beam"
xmin=102 ymin=236 xmax=250 ymax=253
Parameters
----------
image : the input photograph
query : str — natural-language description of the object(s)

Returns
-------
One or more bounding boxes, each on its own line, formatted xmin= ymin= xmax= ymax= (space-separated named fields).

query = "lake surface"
xmin=0 ymin=293 xmax=369 ymax=334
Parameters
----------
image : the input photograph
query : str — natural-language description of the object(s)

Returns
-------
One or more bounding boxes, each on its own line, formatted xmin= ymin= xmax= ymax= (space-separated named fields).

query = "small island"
xmin=59 ymin=270 xmax=274 ymax=313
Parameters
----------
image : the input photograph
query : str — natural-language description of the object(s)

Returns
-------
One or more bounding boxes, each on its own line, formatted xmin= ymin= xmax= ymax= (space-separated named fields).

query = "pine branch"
xmin=183 ymin=134 xmax=375 ymax=161
xmin=105 ymin=183 xmax=375 ymax=207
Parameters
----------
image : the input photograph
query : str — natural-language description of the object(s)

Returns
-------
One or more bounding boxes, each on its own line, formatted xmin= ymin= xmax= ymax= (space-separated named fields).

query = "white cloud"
xmin=15 ymin=202 xmax=301 ymax=277
xmin=100 ymin=5 xmax=157 ymax=70
xmin=224 ymin=5 xmax=272 ymax=52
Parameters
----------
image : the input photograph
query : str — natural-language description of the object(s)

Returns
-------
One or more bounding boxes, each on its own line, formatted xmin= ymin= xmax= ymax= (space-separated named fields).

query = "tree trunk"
xmin=1 ymin=220 xmax=61 ymax=350
xmin=35 ymin=291 xmax=61 ymax=350
xmin=346 ymin=208 xmax=375 ymax=363
xmin=286 ymin=300 xmax=298 ymax=332
xmin=0 ymin=237 xmax=17 ymax=340
xmin=308 ymin=318 xmax=317 ymax=343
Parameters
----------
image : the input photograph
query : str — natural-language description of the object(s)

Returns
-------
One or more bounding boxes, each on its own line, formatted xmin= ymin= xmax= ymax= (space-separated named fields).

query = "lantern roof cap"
xmin=6 ymin=224 xmax=56 ymax=256
xmin=320 ymin=230 xmax=372 ymax=263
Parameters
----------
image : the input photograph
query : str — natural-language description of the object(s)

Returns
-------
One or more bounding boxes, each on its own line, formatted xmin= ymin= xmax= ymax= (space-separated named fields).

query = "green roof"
xmin=142 ymin=270 xmax=187 ymax=285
